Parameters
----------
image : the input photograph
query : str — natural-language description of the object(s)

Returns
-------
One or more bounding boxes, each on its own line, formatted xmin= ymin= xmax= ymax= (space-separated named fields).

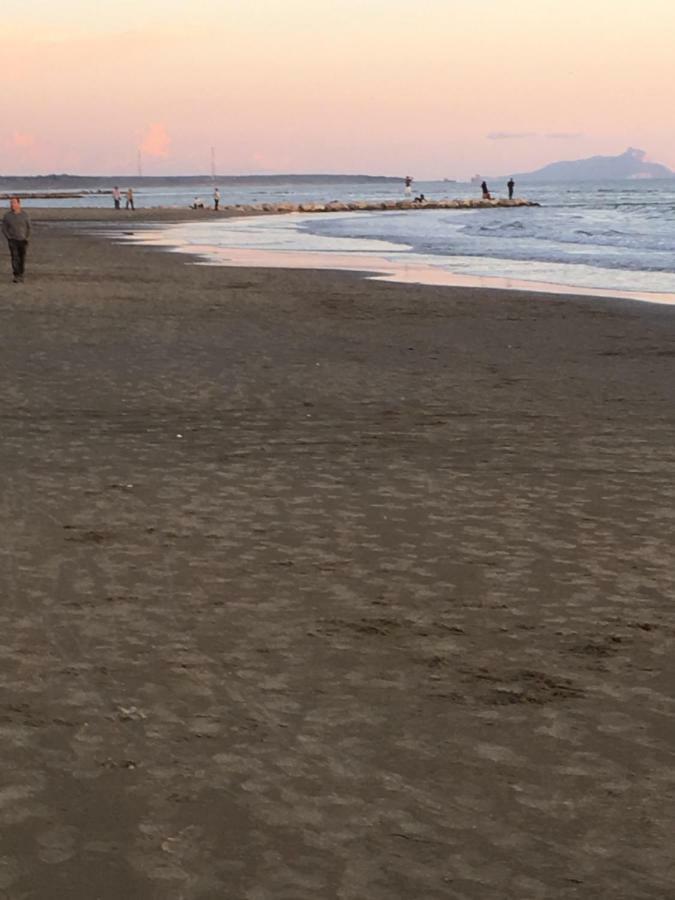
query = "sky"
xmin=2 ymin=0 xmax=674 ymax=177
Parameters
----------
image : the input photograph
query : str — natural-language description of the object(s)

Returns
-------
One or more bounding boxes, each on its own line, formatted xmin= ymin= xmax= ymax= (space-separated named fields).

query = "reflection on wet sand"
xmin=132 ymin=234 xmax=675 ymax=306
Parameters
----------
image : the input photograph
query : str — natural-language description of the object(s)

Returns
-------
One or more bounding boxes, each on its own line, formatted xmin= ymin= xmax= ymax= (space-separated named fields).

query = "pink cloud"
xmin=140 ymin=123 xmax=170 ymax=158
xmin=1 ymin=131 xmax=42 ymax=171
xmin=251 ymin=150 xmax=293 ymax=172
xmin=10 ymin=131 xmax=37 ymax=150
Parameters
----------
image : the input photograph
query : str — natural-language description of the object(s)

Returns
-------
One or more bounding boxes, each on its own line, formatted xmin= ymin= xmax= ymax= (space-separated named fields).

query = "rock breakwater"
xmin=225 ymin=198 xmax=539 ymax=215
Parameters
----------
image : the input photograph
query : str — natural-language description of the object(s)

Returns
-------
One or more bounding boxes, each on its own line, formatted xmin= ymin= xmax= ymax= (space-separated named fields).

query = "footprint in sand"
xmin=36 ymin=825 xmax=79 ymax=864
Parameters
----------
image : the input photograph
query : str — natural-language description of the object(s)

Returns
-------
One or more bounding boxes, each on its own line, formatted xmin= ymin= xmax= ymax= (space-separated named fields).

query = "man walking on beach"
xmin=125 ymin=188 xmax=135 ymax=211
xmin=2 ymin=196 xmax=31 ymax=283
xmin=112 ymin=186 xmax=121 ymax=209
xmin=214 ymin=187 xmax=220 ymax=211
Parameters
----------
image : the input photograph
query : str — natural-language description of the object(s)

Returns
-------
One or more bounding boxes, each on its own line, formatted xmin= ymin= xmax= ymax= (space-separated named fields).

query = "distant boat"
xmin=442 ymin=178 xmax=457 ymax=183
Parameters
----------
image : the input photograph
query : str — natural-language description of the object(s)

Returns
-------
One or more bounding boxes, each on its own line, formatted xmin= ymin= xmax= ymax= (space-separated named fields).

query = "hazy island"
xmin=510 ymin=147 xmax=673 ymax=182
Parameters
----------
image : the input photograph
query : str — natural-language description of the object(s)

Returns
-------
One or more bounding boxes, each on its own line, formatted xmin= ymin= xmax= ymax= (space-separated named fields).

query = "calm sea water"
xmin=22 ymin=178 xmax=675 ymax=295
xmin=297 ymin=180 xmax=675 ymax=294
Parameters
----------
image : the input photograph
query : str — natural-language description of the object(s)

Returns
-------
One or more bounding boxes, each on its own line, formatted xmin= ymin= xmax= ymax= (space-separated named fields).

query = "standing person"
xmin=404 ymin=175 xmax=413 ymax=198
xmin=2 ymin=196 xmax=31 ymax=284
xmin=481 ymin=180 xmax=492 ymax=200
xmin=125 ymin=188 xmax=135 ymax=211
xmin=213 ymin=187 xmax=220 ymax=211
xmin=507 ymin=178 xmax=515 ymax=200
xmin=112 ymin=186 xmax=121 ymax=209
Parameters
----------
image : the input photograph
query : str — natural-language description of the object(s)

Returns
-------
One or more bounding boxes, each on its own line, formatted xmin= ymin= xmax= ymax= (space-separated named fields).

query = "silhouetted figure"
xmin=481 ymin=181 xmax=492 ymax=200
xmin=413 ymin=194 xmax=426 ymax=204
xmin=214 ymin=188 xmax=220 ymax=211
xmin=507 ymin=178 xmax=515 ymax=200
xmin=112 ymin=186 xmax=121 ymax=210
xmin=404 ymin=175 xmax=413 ymax=197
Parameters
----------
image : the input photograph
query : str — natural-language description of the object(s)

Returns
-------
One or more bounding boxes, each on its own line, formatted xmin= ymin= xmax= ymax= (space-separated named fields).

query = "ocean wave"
xmin=303 ymin=205 xmax=675 ymax=275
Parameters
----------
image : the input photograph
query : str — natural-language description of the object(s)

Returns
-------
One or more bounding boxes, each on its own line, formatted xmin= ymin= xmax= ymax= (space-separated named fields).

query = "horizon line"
xmin=0 ymin=172 xmax=408 ymax=180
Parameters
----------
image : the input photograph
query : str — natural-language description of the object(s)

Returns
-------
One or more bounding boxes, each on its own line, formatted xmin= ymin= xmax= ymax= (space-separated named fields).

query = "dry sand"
xmin=0 ymin=208 xmax=673 ymax=899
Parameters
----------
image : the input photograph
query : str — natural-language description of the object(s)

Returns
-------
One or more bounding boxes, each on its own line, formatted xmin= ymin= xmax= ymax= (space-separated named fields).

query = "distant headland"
xmin=0 ymin=174 xmax=401 ymax=191
xmin=508 ymin=148 xmax=674 ymax=182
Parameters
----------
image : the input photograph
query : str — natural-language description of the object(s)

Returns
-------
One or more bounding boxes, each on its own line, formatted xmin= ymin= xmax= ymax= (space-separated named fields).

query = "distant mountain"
xmin=0 ymin=173 xmax=400 ymax=190
xmin=512 ymin=148 xmax=673 ymax=182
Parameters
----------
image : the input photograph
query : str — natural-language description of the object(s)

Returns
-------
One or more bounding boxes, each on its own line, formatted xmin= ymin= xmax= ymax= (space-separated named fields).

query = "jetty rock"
xmin=226 ymin=197 xmax=539 ymax=216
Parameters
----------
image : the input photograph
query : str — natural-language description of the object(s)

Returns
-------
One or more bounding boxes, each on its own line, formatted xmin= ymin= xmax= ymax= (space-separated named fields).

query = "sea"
xmin=20 ymin=178 xmax=675 ymax=299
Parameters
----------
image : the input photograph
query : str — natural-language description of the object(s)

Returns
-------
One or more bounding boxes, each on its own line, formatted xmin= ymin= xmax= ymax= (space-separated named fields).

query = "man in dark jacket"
xmin=2 ymin=197 xmax=32 ymax=283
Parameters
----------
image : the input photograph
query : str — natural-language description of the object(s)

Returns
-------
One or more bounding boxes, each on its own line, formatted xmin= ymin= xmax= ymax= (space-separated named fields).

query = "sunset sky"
xmin=3 ymin=0 xmax=674 ymax=177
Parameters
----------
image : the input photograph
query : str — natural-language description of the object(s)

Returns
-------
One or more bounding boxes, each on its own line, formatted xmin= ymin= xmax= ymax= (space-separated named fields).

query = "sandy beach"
xmin=0 ymin=208 xmax=673 ymax=899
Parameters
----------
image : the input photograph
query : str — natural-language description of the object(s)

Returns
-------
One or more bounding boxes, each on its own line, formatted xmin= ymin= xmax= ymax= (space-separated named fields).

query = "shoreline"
xmin=28 ymin=205 xmax=674 ymax=307
xmin=0 ymin=214 xmax=673 ymax=897
xmin=89 ymin=206 xmax=675 ymax=307
xmin=126 ymin=233 xmax=675 ymax=307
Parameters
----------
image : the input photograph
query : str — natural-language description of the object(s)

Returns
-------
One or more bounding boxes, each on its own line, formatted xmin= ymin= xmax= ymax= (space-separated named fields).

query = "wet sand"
xmin=1 ymin=209 xmax=674 ymax=899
